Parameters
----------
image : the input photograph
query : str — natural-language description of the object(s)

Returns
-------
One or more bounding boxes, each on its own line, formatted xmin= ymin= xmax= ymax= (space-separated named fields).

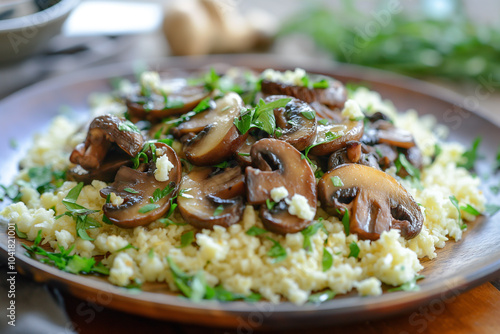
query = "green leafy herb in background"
xmin=279 ymin=3 xmax=500 ymax=85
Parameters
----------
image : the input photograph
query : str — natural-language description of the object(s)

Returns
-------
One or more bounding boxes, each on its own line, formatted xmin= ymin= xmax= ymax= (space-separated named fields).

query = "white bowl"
xmin=0 ymin=0 xmax=80 ymax=62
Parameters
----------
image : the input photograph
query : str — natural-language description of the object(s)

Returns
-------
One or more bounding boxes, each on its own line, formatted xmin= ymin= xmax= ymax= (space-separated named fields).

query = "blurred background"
xmin=1 ymin=0 xmax=500 ymax=125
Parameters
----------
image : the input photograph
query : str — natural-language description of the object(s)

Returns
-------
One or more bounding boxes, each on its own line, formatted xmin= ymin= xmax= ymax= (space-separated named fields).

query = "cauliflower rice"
xmin=0 ymin=80 xmax=485 ymax=305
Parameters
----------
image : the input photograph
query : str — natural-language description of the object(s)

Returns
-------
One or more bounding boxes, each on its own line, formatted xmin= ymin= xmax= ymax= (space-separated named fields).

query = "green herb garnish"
xmin=308 ymin=289 xmax=335 ymax=303
xmin=233 ymin=98 xmax=291 ymax=135
xmin=458 ymin=137 xmax=482 ymax=170
xmin=118 ymin=120 xmax=141 ymax=133
xmin=138 ymin=203 xmax=160 ymax=214
xmin=348 ymin=241 xmax=360 ymax=258
xmin=266 ymin=237 xmax=287 ymax=263
xmin=246 ymin=226 xmax=268 ymax=236
xmin=301 ymin=222 xmax=327 ymax=251
xmin=449 ymin=195 xmax=467 ymax=230
xmin=178 ymin=231 xmax=195 ymax=248
xmin=331 ymin=176 xmax=344 ymax=187
xmin=388 ymin=275 xmax=425 ymax=292
xmin=322 ymin=248 xmax=333 ymax=272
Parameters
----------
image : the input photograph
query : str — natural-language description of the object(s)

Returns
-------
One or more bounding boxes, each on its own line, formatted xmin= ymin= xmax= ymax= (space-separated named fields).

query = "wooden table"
xmin=61 ymin=279 xmax=500 ymax=334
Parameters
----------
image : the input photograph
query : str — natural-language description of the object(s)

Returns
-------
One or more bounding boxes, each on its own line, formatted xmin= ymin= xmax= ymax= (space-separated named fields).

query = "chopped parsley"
xmin=266 ymin=237 xmax=287 ymax=263
xmin=192 ymin=97 xmax=212 ymax=113
xmin=138 ymin=203 xmax=160 ymax=214
xmin=213 ymin=205 xmax=224 ymax=216
xmin=116 ymin=244 xmax=138 ymax=252
xmin=118 ymin=120 xmax=141 ymax=134
xmin=458 ymin=137 xmax=482 ymax=170
xmin=233 ymin=98 xmax=291 ymax=135
xmin=55 ymin=182 xmax=101 ymax=241
xmin=301 ymin=110 xmax=316 ymax=120
xmin=178 ymin=231 xmax=195 ymax=248
xmin=237 ymin=152 xmax=250 ymax=157
xmin=460 ymin=203 xmax=481 ymax=216
xmin=124 ymin=188 xmax=139 ymax=194
xmin=449 ymin=195 xmax=467 ymax=230
xmin=331 ymin=176 xmax=344 ymax=187
xmin=395 ymin=153 xmax=421 ymax=180
xmin=245 ymin=226 xmax=268 ymax=236
xmin=322 ymin=248 xmax=333 ymax=272
xmin=265 ymin=199 xmax=276 ymax=210
xmin=388 ymin=275 xmax=425 ymax=292
xmin=15 ymin=224 xmax=27 ymax=239
xmin=342 ymin=210 xmax=350 ymax=236
xmin=301 ymin=222 xmax=327 ymax=251
xmin=23 ymin=230 xmax=108 ymax=275
xmin=318 ymin=119 xmax=329 ymax=125
xmin=348 ymin=241 xmax=360 ymax=258
xmin=151 ymin=183 xmax=175 ymax=203
xmin=308 ymin=289 xmax=335 ymax=303
xmin=167 ymin=257 xmax=261 ymax=302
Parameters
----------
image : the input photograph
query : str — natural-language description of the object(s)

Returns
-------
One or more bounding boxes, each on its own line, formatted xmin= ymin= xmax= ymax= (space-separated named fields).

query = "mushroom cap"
xmin=183 ymin=92 xmax=248 ymax=166
xmin=309 ymin=120 xmax=364 ymax=156
xmin=261 ymin=76 xmax=347 ymax=109
xmin=70 ymin=115 xmax=145 ymax=170
xmin=246 ymin=138 xmax=317 ymax=234
xmin=99 ymin=142 xmax=182 ymax=228
xmin=126 ymin=78 xmax=210 ymax=123
xmin=265 ymin=95 xmax=317 ymax=151
xmin=177 ymin=165 xmax=245 ymax=229
xmin=318 ymin=164 xmax=423 ymax=240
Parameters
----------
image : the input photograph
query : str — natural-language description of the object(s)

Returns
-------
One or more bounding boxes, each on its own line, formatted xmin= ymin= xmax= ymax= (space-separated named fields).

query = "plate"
xmin=1 ymin=54 xmax=500 ymax=329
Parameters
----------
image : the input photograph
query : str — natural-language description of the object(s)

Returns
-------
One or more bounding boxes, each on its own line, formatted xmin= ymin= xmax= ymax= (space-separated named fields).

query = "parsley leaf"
xmin=312 ymin=79 xmax=330 ymax=89
xmin=233 ymin=98 xmax=291 ymax=135
xmin=301 ymin=110 xmax=316 ymax=120
xmin=124 ymin=187 xmax=139 ymax=194
xmin=301 ymin=222 xmax=327 ymax=251
xmin=308 ymin=289 xmax=335 ymax=303
xmin=342 ymin=210 xmax=350 ymax=236
xmin=213 ymin=205 xmax=224 ymax=216
xmin=318 ymin=119 xmax=329 ymax=125
xmin=449 ymin=195 xmax=467 ymax=230
xmin=458 ymin=137 xmax=482 ymax=170
xmin=246 ymin=226 xmax=268 ymax=236
xmin=388 ymin=275 xmax=425 ymax=292
xmin=331 ymin=176 xmax=344 ymax=187
xmin=460 ymin=204 xmax=481 ymax=216
xmin=265 ymin=199 xmax=276 ymax=210
xmin=396 ymin=153 xmax=421 ymax=180
xmin=192 ymin=97 xmax=212 ymax=113
xmin=138 ymin=203 xmax=160 ymax=213
xmin=266 ymin=237 xmax=287 ymax=263
xmin=348 ymin=241 xmax=360 ymax=258
xmin=118 ymin=120 xmax=141 ymax=134
xmin=178 ymin=231 xmax=195 ymax=248
xmin=151 ymin=184 xmax=175 ymax=203
xmin=322 ymin=248 xmax=333 ymax=272
xmin=15 ymin=224 xmax=27 ymax=238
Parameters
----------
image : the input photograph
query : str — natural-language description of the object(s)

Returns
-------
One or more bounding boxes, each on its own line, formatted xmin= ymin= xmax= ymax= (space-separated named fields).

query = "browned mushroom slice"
xmin=235 ymin=135 xmax=257 ymax=167
xmin=318 ymin=164 xmax=423 ymax=240
xmin=170 ymin=99 xmax=223 ymax=137
xmin=177 ymin=165 xmax=245 ymax=229
xmin=99 ymin=143 xmax=182 ymax=228
xmin=265 ymin=95 xmax=317 ymax=151
xmin=309 ymin=120 xmax=364 ymax=156
xmin=246 ymin=138 xmax=317 ymax=234
xmin=261 ymin=75 xmax=346 ymax=109
xmin=126 ymin=78 xmax=210 ymax=123
xmin=68 ymin=149 xmax=132 ymax=184
xmin=377 ymin=128 xmax=415 ymax=149
xmin=328 ymin=141 xmax=380 ymax=171
xmin=70 ymin=115 xmax=144 ymax=170
xmin=183 ymin=92 xmax=248 ymax=166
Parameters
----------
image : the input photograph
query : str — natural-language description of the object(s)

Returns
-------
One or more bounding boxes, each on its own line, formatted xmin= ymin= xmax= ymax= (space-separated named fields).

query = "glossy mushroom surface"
xmin=177 ymin=165 xmax=245 ymax=229
xmin=99 ymin=143 xmax=182 ymax=228
xmin=246 ymin=138 xmax=317 ymax=234
xmin=318 ymin=164 xmax=423 ymax=240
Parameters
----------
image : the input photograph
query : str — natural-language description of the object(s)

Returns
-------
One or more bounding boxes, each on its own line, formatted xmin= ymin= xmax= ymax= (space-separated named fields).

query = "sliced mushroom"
xmin=70 ymin=115 xmax=144 ymax=170
xmin=362 ymin=119 xmax=416 ymax=149
xmin=126 ymin=78 xmax=210 ymax=123
xmin=327 ymin=141 xmax=380 ymax=171
xmin=68 ymin=149 xmax=132 ymax=184
xmin=183 ymin=92 xmax=248 ymax=165
xmin=308 ymin=120 xmax=364 ymax=156
xmin=170 ymin=99 xmax=221 ymax=137
xmin=261 ymin=75 xmax=346 ymax=109
xmin=99 ymin=143 xmax=181 ymax=228
xmin=177 ymin=165 xmax=245 ymax=229
xmin=318 ymin=164 xmax=423 ymax=240
xmin=265 ymin=95 xmax=317 ymax=151
xmin=246 ymin=138 xmax=317 ymax=234
xmin=235 ymin=135 xmax=257 ymax=166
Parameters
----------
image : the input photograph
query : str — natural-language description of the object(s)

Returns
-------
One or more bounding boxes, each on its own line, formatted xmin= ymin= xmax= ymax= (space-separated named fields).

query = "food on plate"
xmin=0 ymin=66 xmax=485 ymax=304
